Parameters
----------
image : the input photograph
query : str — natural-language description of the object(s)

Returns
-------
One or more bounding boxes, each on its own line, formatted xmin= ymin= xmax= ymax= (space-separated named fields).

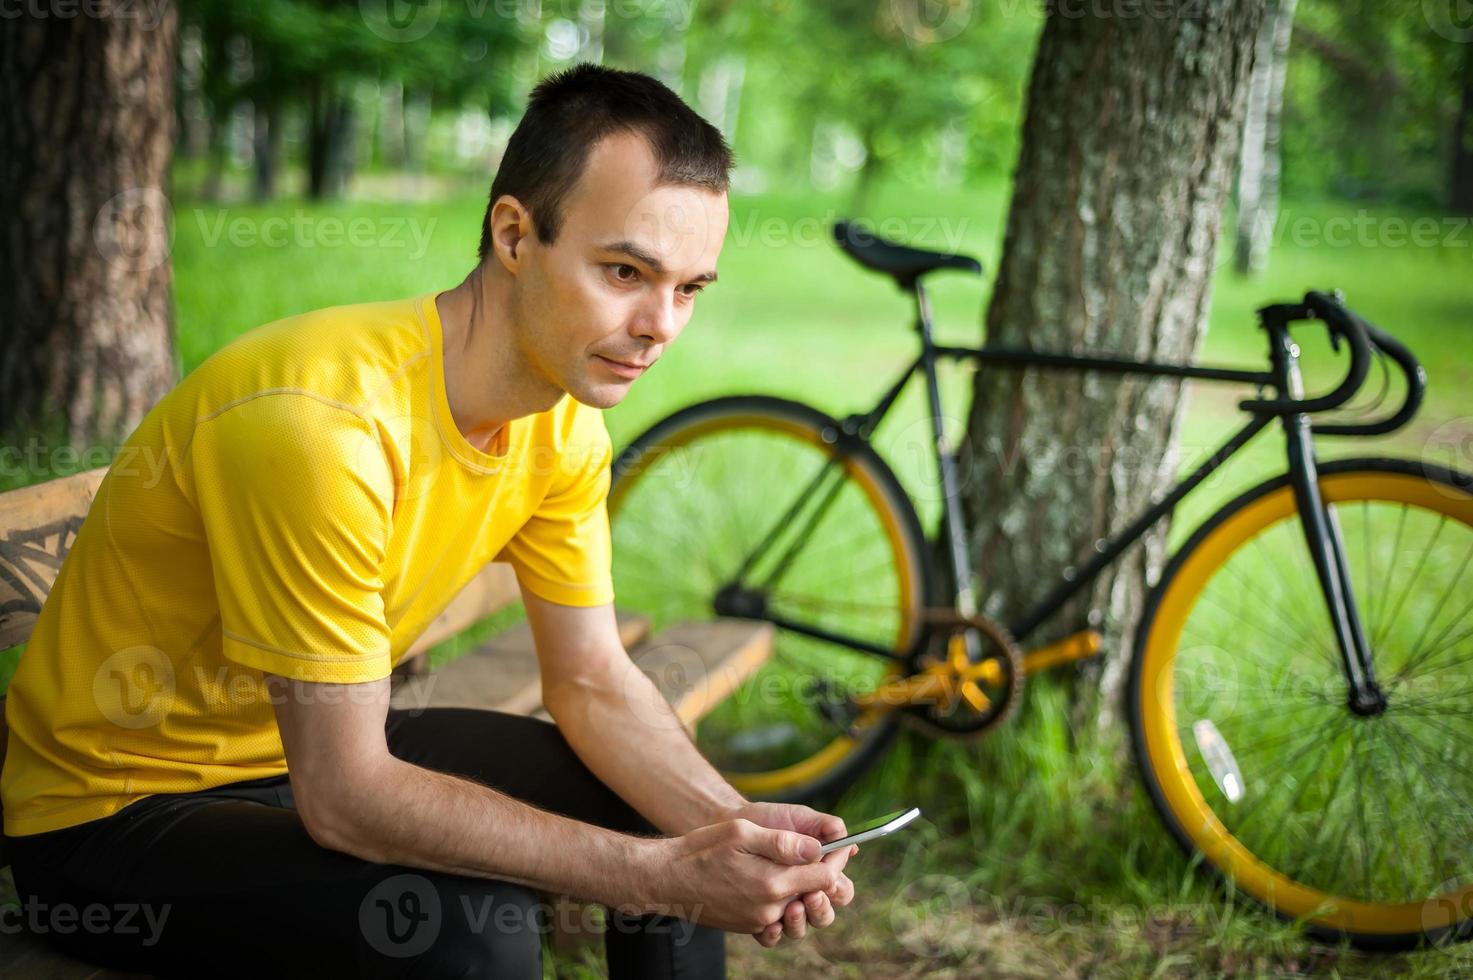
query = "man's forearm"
xmin=305 ymin=754 xmax=660 ymax=913
xmin=543 ymin=664 xmax=749 ymax=836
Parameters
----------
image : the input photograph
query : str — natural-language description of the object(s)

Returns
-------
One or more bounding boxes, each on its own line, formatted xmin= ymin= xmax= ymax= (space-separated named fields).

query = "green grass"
xmin=8 ymin=179 xmax=1473 ymax=976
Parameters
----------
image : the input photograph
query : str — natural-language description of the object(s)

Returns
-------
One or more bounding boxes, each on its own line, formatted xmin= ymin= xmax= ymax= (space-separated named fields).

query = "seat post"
xmin=912 ymin=279 xmax=935 ymax=340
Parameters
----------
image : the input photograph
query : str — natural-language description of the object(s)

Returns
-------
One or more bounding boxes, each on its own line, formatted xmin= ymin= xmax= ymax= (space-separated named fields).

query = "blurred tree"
xmin=178 ymin=0 xmax=525 ymax=200
xmin=956 ymin=0 xmax=1265 ymax=724
xmin=677 ymin=0 xmax=1035 ymax=207
xmin=1452 ymin=41 xmax=1473 ymax=214
xmin=1234 ymin=0 xmax=1297 ymax=275
xmin=0 ymin=2 xmax=179 ymax=448
xmin=1283 ymin=0 xmax=1465 ymax=206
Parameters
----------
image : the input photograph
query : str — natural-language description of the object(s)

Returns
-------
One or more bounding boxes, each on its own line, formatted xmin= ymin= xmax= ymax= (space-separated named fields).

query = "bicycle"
xmin=607 ymin=219 xmax=1473 ymax=951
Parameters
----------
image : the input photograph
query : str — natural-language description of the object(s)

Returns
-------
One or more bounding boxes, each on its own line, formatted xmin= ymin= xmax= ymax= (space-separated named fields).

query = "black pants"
xmin=3 ymin=707 xmax=725 ymax=979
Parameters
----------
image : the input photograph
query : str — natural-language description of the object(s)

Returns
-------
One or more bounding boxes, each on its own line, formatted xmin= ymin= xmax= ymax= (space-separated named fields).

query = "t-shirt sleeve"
xmin=497 ymin=406 xmax=616 ymax=608
xmin=189 ymin=393 xmax=396 ymax=684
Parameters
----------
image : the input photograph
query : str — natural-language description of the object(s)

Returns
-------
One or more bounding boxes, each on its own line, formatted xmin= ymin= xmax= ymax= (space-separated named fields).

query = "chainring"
xmin=900 ymin=612 xmax=1025 ymax=741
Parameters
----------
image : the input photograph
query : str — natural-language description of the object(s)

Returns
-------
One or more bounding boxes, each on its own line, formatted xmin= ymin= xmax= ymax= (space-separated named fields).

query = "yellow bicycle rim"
xmin=1138 ymin=469 xmax=1473 ymax=936
xmin=608 ymin=409 xmax=922 ymax=797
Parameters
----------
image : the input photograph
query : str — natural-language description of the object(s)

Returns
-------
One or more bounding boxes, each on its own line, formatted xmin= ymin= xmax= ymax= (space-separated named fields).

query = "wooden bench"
xmin=0 ymin=466 xmax=774 ymax=978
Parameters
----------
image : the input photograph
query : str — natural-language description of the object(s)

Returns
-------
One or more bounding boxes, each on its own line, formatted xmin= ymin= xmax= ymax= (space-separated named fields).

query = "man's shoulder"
xmin=177 ymin=293 xmax=433 ymax=423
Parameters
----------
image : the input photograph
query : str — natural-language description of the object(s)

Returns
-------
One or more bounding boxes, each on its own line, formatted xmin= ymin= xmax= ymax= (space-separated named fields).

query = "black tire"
xmin=610 ymin=395 xmax=933 ymax=805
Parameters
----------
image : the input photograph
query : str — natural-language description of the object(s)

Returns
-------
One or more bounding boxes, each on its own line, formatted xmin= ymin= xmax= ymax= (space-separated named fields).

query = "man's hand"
xmin=638 ymin=816 xmax=842 ymax=937
xmin=723 ymin=801 xmax=857 ymax=947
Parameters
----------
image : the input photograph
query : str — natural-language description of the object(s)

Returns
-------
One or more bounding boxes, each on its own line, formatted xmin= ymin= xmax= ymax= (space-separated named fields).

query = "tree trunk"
xmin=0 ymin=2 xmax=179 ymax=452
xmin=1234 ymin=0 xmax=1296 ymax=275
xmin=955 ymin=0 xmax=1264 ymax=726
xmin=252 ymin=97 xmax=283 ymax=201
xmin=1452 ymin=43 xmax=1473 ymax=216
xmin=307 ymin=83 xmax=357 ymax=200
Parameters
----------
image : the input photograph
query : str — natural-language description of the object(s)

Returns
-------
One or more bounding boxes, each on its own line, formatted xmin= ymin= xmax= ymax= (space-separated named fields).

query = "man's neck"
xmin=435 ymin=265 xmax=562 ymax=452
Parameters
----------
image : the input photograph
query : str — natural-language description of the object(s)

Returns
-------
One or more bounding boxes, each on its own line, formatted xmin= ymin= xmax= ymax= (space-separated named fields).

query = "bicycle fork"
xmin=1269 ymin=322 xmax=1385 ymax=715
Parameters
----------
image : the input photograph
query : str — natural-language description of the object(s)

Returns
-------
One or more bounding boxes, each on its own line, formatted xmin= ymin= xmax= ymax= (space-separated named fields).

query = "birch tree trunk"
xmin=956 ymin=0 xmax=1265 ymax=726
xmin=0 ymin=1 xmax=179 ymax=451
xmin=1234 ymin=0 xmax=1297 ymax=275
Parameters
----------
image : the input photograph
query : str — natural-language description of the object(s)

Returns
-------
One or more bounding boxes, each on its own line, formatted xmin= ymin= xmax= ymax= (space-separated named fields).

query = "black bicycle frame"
xmin=723 ymin=283 xmax=1420 ymax=713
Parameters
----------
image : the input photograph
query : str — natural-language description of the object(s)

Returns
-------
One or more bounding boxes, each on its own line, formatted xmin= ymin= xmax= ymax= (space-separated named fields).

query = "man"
xmin=1 ymin=64 xmax=856 ymax=978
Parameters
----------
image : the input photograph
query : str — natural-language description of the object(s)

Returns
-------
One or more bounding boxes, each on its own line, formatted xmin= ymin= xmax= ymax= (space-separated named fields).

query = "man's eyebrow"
xmin=598 ymin=240 xmax=718 ymax=284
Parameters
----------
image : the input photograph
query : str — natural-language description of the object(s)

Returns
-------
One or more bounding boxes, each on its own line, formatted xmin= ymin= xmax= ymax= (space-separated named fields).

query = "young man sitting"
xmin=1 ymin=64 xmax=856 ymax=979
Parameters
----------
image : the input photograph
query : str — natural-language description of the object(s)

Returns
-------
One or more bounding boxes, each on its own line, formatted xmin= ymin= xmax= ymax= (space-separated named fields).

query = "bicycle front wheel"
xmin=608 ymin=396 xmax=931 ymax=803
xmin=1130 ymin=457 xmax=1473 ymax=950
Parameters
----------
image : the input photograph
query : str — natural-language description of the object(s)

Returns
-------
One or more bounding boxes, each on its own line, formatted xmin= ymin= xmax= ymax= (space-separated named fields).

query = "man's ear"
xmin=488 ymin=196 xmax=534 ymax=273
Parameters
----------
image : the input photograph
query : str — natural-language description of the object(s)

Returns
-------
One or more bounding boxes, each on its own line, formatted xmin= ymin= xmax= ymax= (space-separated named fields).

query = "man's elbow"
xmin=541 ymin=652 xmax=629 ymax=722
xmin=290 ymin=763 xmax=392 ymax=861
xmin=292 ymin=777 xmax=357 ymax=854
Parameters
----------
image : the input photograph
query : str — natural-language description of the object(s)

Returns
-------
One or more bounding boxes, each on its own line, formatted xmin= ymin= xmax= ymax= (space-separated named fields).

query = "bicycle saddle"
xmin=832 ymin=219 xmax=983 ymax=290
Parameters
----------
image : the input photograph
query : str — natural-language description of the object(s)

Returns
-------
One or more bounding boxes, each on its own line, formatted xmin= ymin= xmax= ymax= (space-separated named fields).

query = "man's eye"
xmin=679 ymin=283 xmax=705 ymax=298
xmin=610 ymin=264 xmax=639 ymax=282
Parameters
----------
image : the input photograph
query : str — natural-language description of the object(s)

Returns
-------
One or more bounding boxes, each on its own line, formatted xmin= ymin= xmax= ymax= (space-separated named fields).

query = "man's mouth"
xmin=595 ymin=355 xmax=651 ymax=379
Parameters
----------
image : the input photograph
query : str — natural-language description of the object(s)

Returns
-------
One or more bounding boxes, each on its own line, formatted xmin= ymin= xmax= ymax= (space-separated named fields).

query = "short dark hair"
xmin=478 ymin=63 xmax=734 ymax=261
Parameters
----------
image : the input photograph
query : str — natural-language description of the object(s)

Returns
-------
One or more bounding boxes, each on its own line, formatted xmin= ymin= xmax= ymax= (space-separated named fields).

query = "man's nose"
xmin=633 ymin=292 xmax=679 ymax=345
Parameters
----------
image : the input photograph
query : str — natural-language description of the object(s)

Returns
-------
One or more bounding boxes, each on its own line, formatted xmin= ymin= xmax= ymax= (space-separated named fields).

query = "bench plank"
xmin=633 ymin=619 xmax=776 ymax=727
xmin=529 ymin=618 xmax=776 ymax=730
xmin=390 ymin=612 xmax=652 ymax=714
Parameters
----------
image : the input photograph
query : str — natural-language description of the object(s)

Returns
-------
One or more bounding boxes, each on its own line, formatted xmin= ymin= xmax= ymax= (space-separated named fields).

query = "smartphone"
xmin=819 ymin=807 xmax=921 ymax=855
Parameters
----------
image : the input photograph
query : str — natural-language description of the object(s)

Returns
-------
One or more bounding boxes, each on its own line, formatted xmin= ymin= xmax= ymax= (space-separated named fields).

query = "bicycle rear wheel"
xmin=1130 ymin=457 xmax=1473 ymax=950
xmin=608 ymin=396 xmax=931 ymax=803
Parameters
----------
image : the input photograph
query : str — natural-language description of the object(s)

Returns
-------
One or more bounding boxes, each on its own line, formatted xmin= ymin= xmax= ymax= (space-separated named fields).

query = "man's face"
xmin=507 ymin=131 xmax=729 ymax=409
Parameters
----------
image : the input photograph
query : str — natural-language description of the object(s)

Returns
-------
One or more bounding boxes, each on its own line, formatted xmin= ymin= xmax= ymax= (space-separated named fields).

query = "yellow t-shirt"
xmin=2 ymin=292 xmax=615 ymax=836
